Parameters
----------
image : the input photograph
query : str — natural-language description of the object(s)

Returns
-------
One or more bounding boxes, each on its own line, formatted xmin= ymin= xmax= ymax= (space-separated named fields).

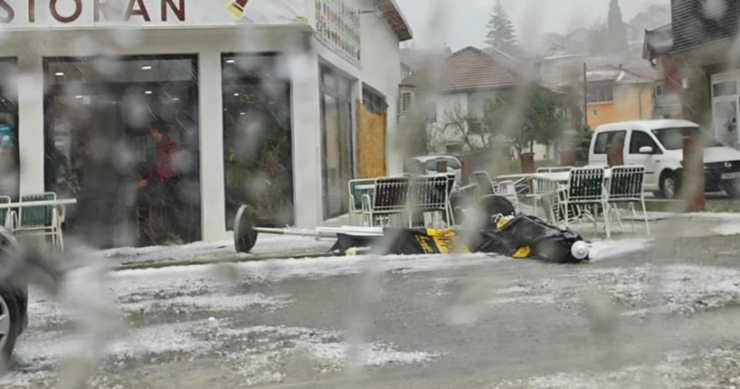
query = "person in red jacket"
xmin=140 ymin=122 xmax=182 ymax=243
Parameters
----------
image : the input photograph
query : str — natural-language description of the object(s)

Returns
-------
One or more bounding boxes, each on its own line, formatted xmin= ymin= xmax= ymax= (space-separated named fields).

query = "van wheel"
xmin=659 ymin=171 xmax=680 ymax=199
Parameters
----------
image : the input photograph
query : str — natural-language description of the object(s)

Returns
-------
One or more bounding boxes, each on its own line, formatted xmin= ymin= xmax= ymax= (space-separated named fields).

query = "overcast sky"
xmin=395 ymin=0 xmax=670 ymax=50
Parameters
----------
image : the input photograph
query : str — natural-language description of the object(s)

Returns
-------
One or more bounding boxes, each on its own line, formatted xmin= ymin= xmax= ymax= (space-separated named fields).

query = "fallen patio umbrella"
xmin=233 ymin=204 xmax=591 ymax=263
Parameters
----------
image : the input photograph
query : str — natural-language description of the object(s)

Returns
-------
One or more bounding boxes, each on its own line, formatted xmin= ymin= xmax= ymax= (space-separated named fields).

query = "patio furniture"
xmin=348 ymin=178 xmax=376 ymax=225
xmin=473 ymin=171 xmax=496 ymax=196
xmin=496 ymin=180 xmax=520 ymax=213
xmin=361 ymin=177 xmax=410 ymax=227
xmin=562 ymin=167 xmax=610 ymax=238
xmin=537 ymin=166 xmax=574 ymax=174
xmin=0 ymin=196 xmax=13 ymax=231
xmin=15 ymin=193 xmax=66 ymax=251
xmin=409 ymin=174 xmax=454 ymax=228
xmin=607 ymin=165 xmax=650 ymax=236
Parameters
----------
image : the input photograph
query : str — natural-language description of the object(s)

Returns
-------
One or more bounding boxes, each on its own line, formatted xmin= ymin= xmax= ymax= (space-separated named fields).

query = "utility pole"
xmin=583 ymin=62 xmax=589 ymax=128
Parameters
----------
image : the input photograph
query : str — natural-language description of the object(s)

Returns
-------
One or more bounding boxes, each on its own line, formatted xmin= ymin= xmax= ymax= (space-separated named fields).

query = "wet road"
xmin=3 ymin=234 xmax=740 ymax=388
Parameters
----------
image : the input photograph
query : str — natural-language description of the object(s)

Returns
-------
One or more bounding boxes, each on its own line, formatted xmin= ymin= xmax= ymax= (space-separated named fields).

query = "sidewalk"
xmin=100 ymin=211 xmax=740 ymax=270
xmin=106 ymin=234 xmax=335 ymax=270
xmin=570 ymin=211 xmax=740 ymax=241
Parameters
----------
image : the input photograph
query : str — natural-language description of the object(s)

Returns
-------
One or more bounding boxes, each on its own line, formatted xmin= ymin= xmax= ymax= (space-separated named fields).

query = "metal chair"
xmin=496 ymin=180 xmax=520 ymax=214
xmin=409 ymin=175 xmax=454 ymax=228
xmin=15 ymin=192 xmax=65 ymax=251
xmin=562 ymin=167 xmax=610 ymax=238
xmin=0 ymin=196 xmax=14 ymax=231
xmin=473 ymin=171 xmax=496 ymax=196
xmin=532 ymin=177 xmax=561 ymax=219
xmin=538 ymin=166 xmax=574 ymax=174
xmin=361 ymin=177 xmax=410 ymax=227
xmin=348 ymin=179 xmax=376 ymax=226
xmin=607 ymin=166 xmax=650 ymax=236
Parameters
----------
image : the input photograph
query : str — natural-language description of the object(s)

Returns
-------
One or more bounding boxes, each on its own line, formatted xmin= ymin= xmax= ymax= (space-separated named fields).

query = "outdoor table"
xmin=0 ymin=198 xmax=77 ymax=209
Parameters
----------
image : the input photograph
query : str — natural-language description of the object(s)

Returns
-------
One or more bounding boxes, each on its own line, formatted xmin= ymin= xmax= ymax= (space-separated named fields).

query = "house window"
xmin=654 ymin=84 xmax=664 ymax=97
xmin=400 ymin=91 xmax=413 ymax=112
xmin=713 ymin=81 xmax=738 ymax=98
xmin=362 ymin=86 xmax=387 ymax=115
xmin=587 ymin=85 xmax=614 ymax=103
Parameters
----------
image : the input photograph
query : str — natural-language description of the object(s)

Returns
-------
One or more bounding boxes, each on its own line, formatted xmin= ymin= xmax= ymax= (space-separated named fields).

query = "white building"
xmin=399 ymin=47 xmax=555 ymax=160
xmin=0 ymin=0 xmax=411 ymax=247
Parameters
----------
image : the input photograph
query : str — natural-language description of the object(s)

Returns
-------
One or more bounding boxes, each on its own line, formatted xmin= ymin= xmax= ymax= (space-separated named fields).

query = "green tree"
xmin=607 ymin=0 xmax=629 ymax=52
xmin=485 ymin=1 xmax=518 ymax=54
xmin=484 ymin=86 xmax=567 ymax=156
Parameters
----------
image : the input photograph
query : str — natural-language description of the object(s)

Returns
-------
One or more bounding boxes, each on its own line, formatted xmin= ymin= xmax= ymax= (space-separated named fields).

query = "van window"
xmin=629 ymin=131 xmax=660 ymax=154
xmin=593 ymin=131 xmax=627 ymax=154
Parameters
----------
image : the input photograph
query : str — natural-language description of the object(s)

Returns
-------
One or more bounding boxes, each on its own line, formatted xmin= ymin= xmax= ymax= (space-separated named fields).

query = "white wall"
xmin=304 ymin=0 xmax=405 ymax=221
xmin=0 ymin=3 xmax=406 ymax=239
xmin=0 ymin=26 xmax=310 ymax=242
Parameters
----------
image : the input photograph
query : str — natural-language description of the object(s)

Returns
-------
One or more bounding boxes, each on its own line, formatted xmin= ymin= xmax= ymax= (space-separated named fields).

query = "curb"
xmin=114 ymin=250 xmax=333 ymax=271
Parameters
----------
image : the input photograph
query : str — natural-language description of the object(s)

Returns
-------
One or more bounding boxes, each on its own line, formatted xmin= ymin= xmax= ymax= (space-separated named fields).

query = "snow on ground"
xmin=218 ymin=325 xmax=441 ymax=386
xmin=491 ymin=347 xmax=740 ymax=389
xmin=103 ymin=234 xmax=335 ymax=266
xmin=8 ymin=317 xmax=442 ymax=388
xmin=487 ymin=264 xmax=740 ymax=317
xmin=589 ymin=239 xmax=653 ymax=262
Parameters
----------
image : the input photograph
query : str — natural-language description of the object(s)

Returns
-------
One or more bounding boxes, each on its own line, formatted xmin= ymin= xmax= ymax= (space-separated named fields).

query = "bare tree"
xmin=439 ymin=98 xmax=490 ymax=151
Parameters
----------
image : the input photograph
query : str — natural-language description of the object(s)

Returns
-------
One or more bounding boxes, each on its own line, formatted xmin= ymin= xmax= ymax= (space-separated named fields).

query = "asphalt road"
xmin=4 ymin=234 xmax=740 ymax=389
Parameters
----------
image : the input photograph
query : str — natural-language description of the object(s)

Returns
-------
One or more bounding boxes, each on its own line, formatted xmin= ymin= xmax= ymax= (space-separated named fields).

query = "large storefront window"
xmin=712 ymin=72 xmax=740 ymax=149
xmin=222 ymin=54 xmax=294 ymax=229
xmin=320 ymin=66 xmax=354 ymax=219
xmin=0 ymin=59 xmax=19 ymax=199
xmin=44 ymin=55 xmax=200 ymax=248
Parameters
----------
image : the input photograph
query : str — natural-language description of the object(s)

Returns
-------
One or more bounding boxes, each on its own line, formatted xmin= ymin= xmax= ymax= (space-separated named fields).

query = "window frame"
xmin=629 ymin=130 xmax=662 ymax=154
xmin=593 ymin=130 xmax=627 ymax=155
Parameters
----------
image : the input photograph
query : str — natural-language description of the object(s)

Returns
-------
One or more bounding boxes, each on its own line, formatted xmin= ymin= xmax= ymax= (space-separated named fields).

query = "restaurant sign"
xmin=0 ymin=0 xmax=308 ymax=28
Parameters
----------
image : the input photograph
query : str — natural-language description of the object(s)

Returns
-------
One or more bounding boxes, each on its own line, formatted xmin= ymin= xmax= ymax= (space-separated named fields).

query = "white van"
xmin=589 ymin=120 xmax=740 ymax=199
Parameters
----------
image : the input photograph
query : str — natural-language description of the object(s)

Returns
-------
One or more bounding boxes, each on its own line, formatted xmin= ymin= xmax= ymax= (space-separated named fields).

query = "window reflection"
xmin=0 ymin=59 xmax=19 ymax=200
xmin=44 ymin=55 xmax=200 ymax=248
xmin=223 ymin=54 xmax=294 ymax=229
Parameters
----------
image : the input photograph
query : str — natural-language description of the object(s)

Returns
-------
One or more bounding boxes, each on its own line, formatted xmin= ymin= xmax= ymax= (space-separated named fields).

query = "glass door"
xmin=320 ymin=66 xmax=354 ymax=219
xmin=222 ymin=54 xmax=294 ymax=229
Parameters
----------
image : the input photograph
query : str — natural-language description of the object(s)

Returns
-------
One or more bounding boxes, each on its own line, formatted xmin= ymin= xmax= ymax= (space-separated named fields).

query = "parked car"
xmin=0 ymin=228 xmax=27 ymax=359
xmin=589 ymin=120 xmax=740 ymax=199
xmin=404 ymin=155 xmax=463 ymax=186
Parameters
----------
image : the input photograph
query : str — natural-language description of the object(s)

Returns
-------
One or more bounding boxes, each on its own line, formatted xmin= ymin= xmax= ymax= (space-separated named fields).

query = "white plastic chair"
xmin=408 ymin=174 xmax=455 ymax=228
xmin=15 ymin=192 xmax=66 ymax=251
xmin=496 ymin=180 xmax=520 ymax=213
xmin=348 ymin=179 xmax=376 ymax=226
xmin=562 ymin=167 xmax=610 ymax=238
xmin=607 ymin=166 xmax=650 ymax=236
xmin=360 ymin=177 xmax=410 ymax=227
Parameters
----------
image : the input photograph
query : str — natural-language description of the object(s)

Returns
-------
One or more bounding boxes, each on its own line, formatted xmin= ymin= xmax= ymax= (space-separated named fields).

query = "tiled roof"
xmin=401 ymin=47 xmax=519 ymax=93
xmin=584 ymin=65 xmax=659 ymax=84
xmin=374 ymin=0 xmax=413 ymax=42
